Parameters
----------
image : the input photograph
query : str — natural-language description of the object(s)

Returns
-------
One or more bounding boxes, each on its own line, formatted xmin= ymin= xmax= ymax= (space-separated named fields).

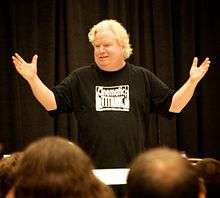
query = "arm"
xmin=169 ymin=57 xmax=210 ymax=113
xmin=12 ymin=53 xmax=57 ymax=111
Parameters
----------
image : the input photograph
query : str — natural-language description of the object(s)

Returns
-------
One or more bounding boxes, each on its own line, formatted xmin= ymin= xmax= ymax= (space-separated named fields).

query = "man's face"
xmin=93 ymin=29 xmax=125 ymax=71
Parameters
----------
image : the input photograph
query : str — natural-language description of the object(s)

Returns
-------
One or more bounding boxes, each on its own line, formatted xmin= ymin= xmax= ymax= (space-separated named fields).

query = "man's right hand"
xmin=12 ymin=52 xmax=57 ymax=111
xmin=12 ymin=53 xmax=38 ymax=82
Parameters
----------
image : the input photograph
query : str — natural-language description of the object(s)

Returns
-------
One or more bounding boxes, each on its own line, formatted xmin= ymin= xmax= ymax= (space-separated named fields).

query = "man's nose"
xmin=99 ymin=45 xmax=105 ymax=52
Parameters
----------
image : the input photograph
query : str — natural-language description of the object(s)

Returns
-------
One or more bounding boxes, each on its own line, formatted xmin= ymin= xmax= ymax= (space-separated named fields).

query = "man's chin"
xmin=97 ymin=64 xmax=112 ymax=71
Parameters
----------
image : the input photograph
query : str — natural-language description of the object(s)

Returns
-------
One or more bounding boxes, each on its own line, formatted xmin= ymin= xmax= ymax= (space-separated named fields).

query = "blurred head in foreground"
xmin=127 ymin=147 xmax=205 ymax=198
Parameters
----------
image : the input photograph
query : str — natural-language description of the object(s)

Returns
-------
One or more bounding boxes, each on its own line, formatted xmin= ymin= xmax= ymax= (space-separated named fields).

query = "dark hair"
xmin=0 ymin=152 xmax=23 ymax=197
xmin=14 ymin=136 xmax=115 ymax=198
xmin=127 ymin=147 xmax=201 ymax=198
xmin=195 ymin=158 xmax=220 ymax=198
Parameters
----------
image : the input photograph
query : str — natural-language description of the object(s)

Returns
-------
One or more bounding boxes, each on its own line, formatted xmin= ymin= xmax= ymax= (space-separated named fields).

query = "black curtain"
xmin=0 ymin=0 xmax=220 ymax=160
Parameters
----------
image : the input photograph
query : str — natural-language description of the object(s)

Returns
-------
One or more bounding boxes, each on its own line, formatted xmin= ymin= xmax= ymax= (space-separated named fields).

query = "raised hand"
xmin=189 ymin=57 xmax=210 ymax=83
xmin=12 ymin=53 xmax=38 ymax=82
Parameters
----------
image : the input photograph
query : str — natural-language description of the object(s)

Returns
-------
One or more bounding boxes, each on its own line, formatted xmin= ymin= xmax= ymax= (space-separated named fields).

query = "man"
xmin=126 ymin=147 xmax=206 ymax=198
xmin=12 ymin=19 xmax=210 ymax=168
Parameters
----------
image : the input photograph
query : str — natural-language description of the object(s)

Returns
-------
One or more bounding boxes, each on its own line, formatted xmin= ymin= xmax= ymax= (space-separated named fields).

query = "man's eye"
xmin=94 ymin=44 xmax=100 ymax=48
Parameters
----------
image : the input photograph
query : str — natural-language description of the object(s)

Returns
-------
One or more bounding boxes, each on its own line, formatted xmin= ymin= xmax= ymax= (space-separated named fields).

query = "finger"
xmin=14 ymin=53 xmax=26 ymax=64
xmin=14 ymin=64 xmax=22 ymax=72
xmin=32 ymin=54 xmax=38 ymax=64
xmin=200 ymin=57 xmax=211 ymax=69
xmin=192 ymin=57 xmax=198 ymax=67
xmin=12 ymin=56 xmax=22 ymax=66
xmin=12 ymin=59 xmax=22 ymax=72
xmin=12 ymin=55 xmax=19 ymax=63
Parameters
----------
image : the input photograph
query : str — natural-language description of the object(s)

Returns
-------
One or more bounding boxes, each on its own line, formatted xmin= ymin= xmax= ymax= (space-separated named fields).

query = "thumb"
xmin=32 ymin=54 xmax=38 ymax=64
xmin=192 ymin=57 xmax=198 ymax=68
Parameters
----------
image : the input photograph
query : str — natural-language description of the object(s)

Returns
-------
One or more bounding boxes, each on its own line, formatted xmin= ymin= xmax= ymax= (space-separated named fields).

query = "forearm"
xmin=28 ymin=76 xmax=57 ymax=111
xmin=169 ymin=78 xmax=198 ymax=113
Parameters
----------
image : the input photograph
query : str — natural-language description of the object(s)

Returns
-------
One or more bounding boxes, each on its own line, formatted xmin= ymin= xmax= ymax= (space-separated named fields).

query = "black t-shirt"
xmin=50 ymin=63 xmax=175 ymax=168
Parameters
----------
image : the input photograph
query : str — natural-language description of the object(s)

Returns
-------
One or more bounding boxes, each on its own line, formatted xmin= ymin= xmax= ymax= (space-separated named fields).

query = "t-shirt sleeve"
xmin=48 ymin=71 xmax=77 ymax=116
xmin=145 ymin=70 xmax=176 ymax=118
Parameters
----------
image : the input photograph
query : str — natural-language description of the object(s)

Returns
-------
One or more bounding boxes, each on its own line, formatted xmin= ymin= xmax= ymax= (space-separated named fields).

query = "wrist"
xmin=188 ymin=77 xmax=199 ymax=86
xmin=27 ymin=74 xmax=39 ymax=85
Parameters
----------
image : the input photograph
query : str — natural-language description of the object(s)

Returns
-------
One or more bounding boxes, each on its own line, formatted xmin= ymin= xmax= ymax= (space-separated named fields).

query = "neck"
xmin=97 ymin=61 xmax=126 ymax=72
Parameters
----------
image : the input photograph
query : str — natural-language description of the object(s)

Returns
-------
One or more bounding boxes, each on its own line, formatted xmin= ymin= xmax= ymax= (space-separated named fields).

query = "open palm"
xmin=189 ymin=57 xmax=210 ymax=83
xmin=12 ymin=53 xmax=38 ymax=82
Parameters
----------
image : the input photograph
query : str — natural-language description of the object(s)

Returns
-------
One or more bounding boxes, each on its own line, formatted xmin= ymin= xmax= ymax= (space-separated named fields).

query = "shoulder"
xmin=127 ymin=62 xmax=155 ymax=77
xmin=66 ymin=65 xmax=95 ymax=80
xmin=127 ymin=63 xmax=166 ymax=87
xmin=73 ymin=64 xmax=95 ymax=74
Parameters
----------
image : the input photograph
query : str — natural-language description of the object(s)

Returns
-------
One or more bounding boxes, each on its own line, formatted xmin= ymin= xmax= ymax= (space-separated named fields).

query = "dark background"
xmin=0 ymin=0 xmax=220 ymax=160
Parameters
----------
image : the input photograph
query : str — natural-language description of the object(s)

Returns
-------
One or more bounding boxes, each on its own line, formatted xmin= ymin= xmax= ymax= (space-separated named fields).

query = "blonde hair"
xmin=88 ymin=19 xmax=133 ymax=59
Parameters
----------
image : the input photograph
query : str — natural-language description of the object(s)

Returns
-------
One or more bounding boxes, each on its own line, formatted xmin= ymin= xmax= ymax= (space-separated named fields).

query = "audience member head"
xmin=127 ymin=147 xmax=205 ymax=198
xmin=0 ymin=152 xmax=23 ymax=198
xmin=195 ymin=158 xmax=220 ymax=198
xmin=13 ymin=136 xmax=115 ymax=198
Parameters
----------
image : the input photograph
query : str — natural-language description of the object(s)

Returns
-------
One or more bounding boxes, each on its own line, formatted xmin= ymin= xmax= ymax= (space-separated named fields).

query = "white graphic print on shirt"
xmin=96 ymin=85 xmax=130 ymax=111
